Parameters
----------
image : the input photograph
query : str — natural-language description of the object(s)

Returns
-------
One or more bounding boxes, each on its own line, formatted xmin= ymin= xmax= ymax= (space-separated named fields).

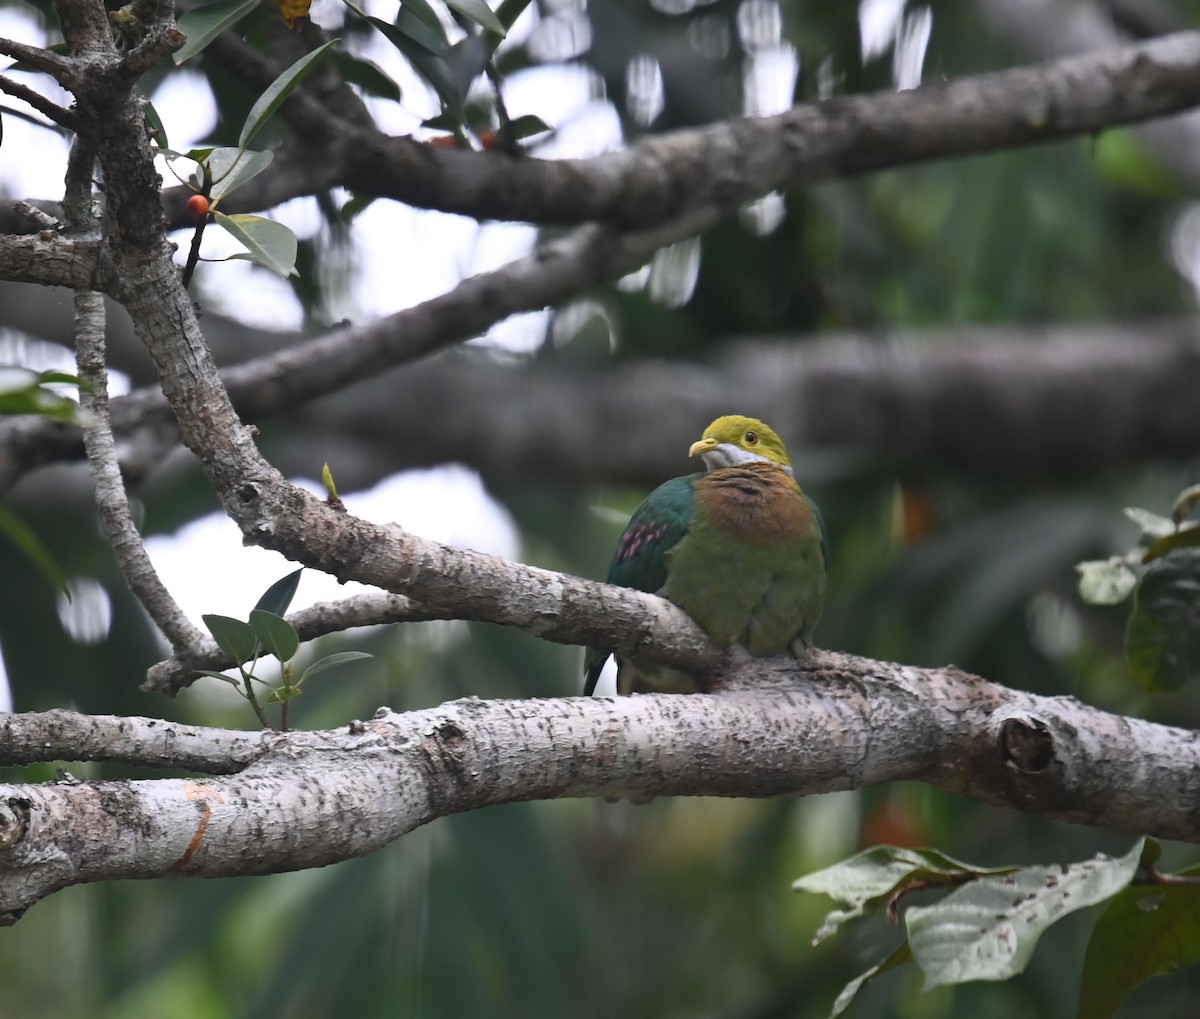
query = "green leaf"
xmin=212 ymin=212 xmax=299 ymax=278
xmin=830 ymin=941 xmax=912 ymax=1018
xmin=343 ymin=0 xmax=466 ymax=117
xmin=1142 ymin=524 xmax=1200 ymax=564
xmin=249 ymin=609 xmax=300 ymax=663
xmin=194 ymin=669 xmax=243 ymax=687
xmin=209 ymin=149 xmax=274 ymax=201
xmin=443 ymin=0 xmax=505 ymax=36
xmin=1126 ymin=548 xmax=1200 ymax=690
xmin=1076 ymin=557 xmax=1138 ymax=605
xmin=503 ymin=113 xmax=553 ymax=142
xmin=0 ymin=504 xmax=70 ymax=599
xmin=442 ymin=34 xmax=490 ymax=110
xmin=339 ymin=193 xmax=377 ymax=223
xmin=33 ymin=370 xmax=84 ymax=388
xmin=1172 ymin=484 xmax=1200 ymax=525
xmin=1139 ymin=837 xmax=1163 ymax=869
xmin=793 ymin=845 xmax=1019 ymax=945
xmin=0 ymin=367 xmax=79 ymax=422
xmin=392 ymin=0 xmax=449 ymax=45
xmin=239 ymin=40 xmax=339 ymax=150
xmin=142 ymin=98 xmax=168 ymax=150
xmin=184 ymin=146 xmax=217 ymax=164
xmin=1077 ymin=865 xmax=1200 ymax=1019
xmin=255 ymin=568 xmax=303 ymax=617
xmin=298 ymin=651 xmax=373 ymax=682
xmin=175 ymin=0 xmax=262 ymax=65
xmin=906 ymin=840 xmax=1144 ymax=990
xmin=494 ymin=0 xmax=533 ymax=34
xmin=201 ymin=613 xmax=259 ymax=663
xmin=332 ymin=52 xmax=402 ymax=102
xmin=1124 ymin=506 xmax=1176 ymax=540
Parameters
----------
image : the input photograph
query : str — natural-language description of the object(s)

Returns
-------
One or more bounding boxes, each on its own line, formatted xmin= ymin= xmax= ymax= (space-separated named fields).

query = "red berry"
xmin=186 ymin=194 xmax=210 ymax=218
xmin=477 ymin=129 xmax=497 ymax=149
xmin=426 ymin=135 xmax=458 ymax=149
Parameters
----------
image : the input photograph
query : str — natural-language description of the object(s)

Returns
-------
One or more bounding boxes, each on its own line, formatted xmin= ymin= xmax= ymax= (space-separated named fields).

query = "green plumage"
xmin=585 ymin=416 xmax=828 ymax=695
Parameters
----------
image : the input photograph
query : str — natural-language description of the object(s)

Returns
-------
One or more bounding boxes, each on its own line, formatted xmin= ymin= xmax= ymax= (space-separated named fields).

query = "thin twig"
xmin=64 ymin=138 xmax=206 ymax=656
xmin=0 ymin=37 xmax=74 ymax=79
xmin=145 ymin=591 xmax=448 ymax=694
xmin=0 ymin=74 xmax=79 ymax=130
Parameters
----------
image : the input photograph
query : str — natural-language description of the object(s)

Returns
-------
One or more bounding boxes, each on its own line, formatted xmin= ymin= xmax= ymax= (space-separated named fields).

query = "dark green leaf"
xmin=332 ymin=52 xmax=402 ymax=102
xmin=143 ymin=98 xmax=168 ymax=150
xmin=254 ymin=568 xmax=303 ymax=617
xmin=1077 ymin=865 xmax=1200 ymax=1019
xmin=33 ymin=370 xmax=84 ymax=388
xmin=443 ymin=0 xmax=505 ymax=36
xmin=442 ymin=34 xmax=490 ymax=110
xmin=1126 ymin=548 xmax=1200 ymax=690
xmin=907 ymin=840 xmax=1144 ymax=989
xmin=344 ymin=0 xmax=466 ymax=117
xmin=249 ymin=610 xmax=300 ymax=663
xmin=339 ymin=193 xmax=377 ymax=223
xmin=0 ymin=504 xmax=70 ymax=599
xmin=194 ymin=669 xmax=243 ymax=687
xmin=175 ymin=0 xmax=262 ymax=65
xmin=298 ymin=651 xmax=373 ymax=682
xmin=201 ymin=613 xmax=259 ymax=663
xmin=503 ymin=113 xmax=553 ymax=141
xmin=494 ymin=0 xmax=533 ymax=33
xmin=831 ymin=942 xmax=912 ymax=1018
xmin=239 ymin=40 xmax=339 ymax=150
xmin=396 ymin=0 xmax=450 ymax=43
xmin=421 ymin=112 xmax=462 ymax=132
xmin=1143 ymin=524 xmax=1200 ymax=564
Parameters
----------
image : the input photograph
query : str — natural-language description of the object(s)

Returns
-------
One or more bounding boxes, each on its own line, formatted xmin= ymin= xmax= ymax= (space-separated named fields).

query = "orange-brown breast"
xmin=694 ymin=463 xmax=813 ymax=547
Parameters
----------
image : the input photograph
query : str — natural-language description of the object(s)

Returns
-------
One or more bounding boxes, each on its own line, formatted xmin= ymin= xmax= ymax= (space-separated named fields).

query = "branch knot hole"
xmin=0 ymin=798 xmax=32 ymax=850
xmin=1000 ymin=716 xmax=1055 ymax=773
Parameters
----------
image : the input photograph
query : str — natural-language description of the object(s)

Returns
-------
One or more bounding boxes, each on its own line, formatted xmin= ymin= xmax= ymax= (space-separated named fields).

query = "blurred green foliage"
xmin=4 ymin=0 xmax=1200 ymax=1016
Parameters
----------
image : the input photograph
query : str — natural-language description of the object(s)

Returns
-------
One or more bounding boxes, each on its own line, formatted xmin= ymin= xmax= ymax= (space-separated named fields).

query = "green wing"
xmin=583 ymin=475 xmax=698 ymax=694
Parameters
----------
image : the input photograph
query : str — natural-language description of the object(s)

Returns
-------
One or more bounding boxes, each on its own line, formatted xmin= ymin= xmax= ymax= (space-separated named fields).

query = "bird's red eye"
xmin=745 ymin=431 xmax=758 ymax=445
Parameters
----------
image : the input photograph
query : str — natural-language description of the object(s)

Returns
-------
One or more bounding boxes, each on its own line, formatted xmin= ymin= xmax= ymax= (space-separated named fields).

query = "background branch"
xmin=157 ymin=31 xmax=1200 ymax=227
xmin=4 ymin=316 xmax=1198 ymax=498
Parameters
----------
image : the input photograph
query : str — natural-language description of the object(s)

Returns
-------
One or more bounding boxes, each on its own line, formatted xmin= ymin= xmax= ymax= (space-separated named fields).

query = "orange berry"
xmin=426 ymin=135 xmax=458 ymax=149
xmin=477 ymin=129 xmax=497 ymax=149
xmin=186 ymin=194 xmax=210 ymax=218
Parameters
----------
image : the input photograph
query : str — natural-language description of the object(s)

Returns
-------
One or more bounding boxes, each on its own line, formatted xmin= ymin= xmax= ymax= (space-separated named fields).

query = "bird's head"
xmin=689 ymin=415 xmax=792 ymax=472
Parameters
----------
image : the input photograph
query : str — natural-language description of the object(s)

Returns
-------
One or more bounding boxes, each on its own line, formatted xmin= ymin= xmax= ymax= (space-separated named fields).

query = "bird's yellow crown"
xmin=689 ymin=415 xmax=792 ymax=469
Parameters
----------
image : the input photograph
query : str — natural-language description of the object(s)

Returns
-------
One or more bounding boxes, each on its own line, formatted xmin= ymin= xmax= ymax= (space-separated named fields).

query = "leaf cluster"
xmin=1078 ymin=484 xmax=1200 ymax=690
xmin=796 ymin=839 xmax=1200 ymax=1017
xmin=199 ymin=568 xmax=370 ymax=728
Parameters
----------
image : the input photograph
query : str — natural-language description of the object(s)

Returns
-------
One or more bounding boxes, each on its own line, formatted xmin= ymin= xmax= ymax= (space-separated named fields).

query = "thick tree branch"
xmin=171 ymin=30 xmax=1200 ymax=228
xmin=0 ymin=73 xmax=79 ymax=130
xmin=0 ymin=234 xmax=113 ymax=290
xmin=3 ymin=653 xmax=1199 ymax=922
xmin=979 ymin=0 xmax=1200 ymax=192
